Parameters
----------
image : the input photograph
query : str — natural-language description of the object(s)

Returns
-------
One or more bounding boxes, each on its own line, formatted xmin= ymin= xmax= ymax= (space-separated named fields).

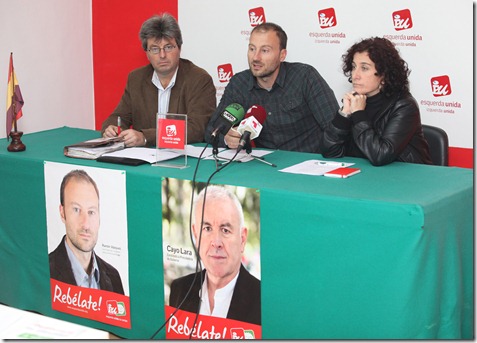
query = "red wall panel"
xmin=92 ymin=0 xmax=178 ymax=130
xmin=449 ymin=147 xmax=474 ymax=169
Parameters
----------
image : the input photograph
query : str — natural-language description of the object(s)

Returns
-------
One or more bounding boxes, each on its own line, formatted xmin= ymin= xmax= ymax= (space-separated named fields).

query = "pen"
xmin=258 ymin=159 xmax=277 ymax=168
xmin=251 ymin=155 xmax=277 ymax=167
xmin=117 ymin=117 xmax=121 ymax=135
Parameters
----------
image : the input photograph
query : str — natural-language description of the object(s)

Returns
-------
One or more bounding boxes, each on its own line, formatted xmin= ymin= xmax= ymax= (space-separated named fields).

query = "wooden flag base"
xmin=7 ymin=131 xmax=26 ymax=152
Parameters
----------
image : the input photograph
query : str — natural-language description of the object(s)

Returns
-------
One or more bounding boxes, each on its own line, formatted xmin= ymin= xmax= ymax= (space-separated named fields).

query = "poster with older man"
xmin=162 ymin=178 xmax=262 ymax=339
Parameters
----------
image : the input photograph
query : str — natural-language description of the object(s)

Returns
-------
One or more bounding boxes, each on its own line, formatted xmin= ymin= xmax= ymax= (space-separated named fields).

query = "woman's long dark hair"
xmin=342 ymin=37 xmax=410 ymax=96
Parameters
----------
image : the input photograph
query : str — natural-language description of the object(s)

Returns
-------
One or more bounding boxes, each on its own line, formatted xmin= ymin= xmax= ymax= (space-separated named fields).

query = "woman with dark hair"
xmin=320 ymin=37 xmax=432 ymax=166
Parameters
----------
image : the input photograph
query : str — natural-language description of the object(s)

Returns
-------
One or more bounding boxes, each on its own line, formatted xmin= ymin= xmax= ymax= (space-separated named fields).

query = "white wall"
xmin=179 ymin=0 xmax=474 ymax=150
xmin=0 ymin=0 xmax=94 ymax=139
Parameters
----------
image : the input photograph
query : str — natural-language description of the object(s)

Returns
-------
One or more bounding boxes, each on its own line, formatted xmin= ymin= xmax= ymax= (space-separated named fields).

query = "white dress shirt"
xmin=199 ymin=272 xmax=239 ymax=318
xmin=152 ymin=69 xmax=177 ymax=115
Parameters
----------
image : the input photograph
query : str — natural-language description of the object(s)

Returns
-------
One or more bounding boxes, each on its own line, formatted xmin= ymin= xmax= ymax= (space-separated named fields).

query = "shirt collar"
xmin=199 ymin=269 xmax=240 ymax=317
xmin=152 ymin=67 xmax=178 ymax=91
xmin=204 ymin=269 xmax=239 ymax=296
xmin=249 ymin=61 xmax=286 ymax=91
xmin=64 ymin=239 xmax=100 ymax=287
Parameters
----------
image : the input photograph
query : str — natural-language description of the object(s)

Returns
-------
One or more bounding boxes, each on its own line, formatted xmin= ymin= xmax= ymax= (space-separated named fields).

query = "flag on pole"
xmin=6 ymin=52 xmax=24 ymax=139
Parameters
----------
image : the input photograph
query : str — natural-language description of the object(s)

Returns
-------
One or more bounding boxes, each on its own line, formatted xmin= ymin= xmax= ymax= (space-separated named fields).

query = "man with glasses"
xmin=102 ymin=13 xmax=216 ymax=147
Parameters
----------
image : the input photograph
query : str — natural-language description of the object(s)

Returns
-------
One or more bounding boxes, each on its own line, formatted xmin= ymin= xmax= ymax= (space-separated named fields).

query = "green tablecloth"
xmin=0 ymin=127 xmax=473 ymax=339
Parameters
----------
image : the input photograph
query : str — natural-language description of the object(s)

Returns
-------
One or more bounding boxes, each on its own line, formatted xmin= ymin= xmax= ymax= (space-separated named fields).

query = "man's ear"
xmin=59 ymin=204 xmax=66 ymax=224
xmin=279 ymin=48 xmax=287 ymax=62
xmin=191 ymin=224 xmax=198 ymax=243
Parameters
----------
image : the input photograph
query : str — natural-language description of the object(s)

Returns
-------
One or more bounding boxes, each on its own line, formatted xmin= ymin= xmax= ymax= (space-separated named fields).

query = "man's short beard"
xmin=250 ymin=61 xmax=279 ymax=80
xmin=252 ymin=69 xmax=275 ymax=79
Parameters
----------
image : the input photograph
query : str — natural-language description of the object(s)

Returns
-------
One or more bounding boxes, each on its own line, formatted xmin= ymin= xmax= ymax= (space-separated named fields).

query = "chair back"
xmin=422 ymin=124 xmax=449 ymax=166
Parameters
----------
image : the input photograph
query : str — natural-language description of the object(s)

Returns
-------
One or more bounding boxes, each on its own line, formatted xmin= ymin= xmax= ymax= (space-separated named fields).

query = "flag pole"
xmin=10 ymin=52 xmax=18 ymax=133
xmin=7 ymin=52 xmax=25 ymax=152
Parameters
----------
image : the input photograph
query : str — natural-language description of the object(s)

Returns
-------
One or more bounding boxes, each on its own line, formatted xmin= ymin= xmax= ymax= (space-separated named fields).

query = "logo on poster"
xmin=166 ymin=125 xmax=177 ymax=137
xmin=318 ymin=8 xmax=337 ymax=29
xmin=217 ymin=64 xmax=233 ymax=83
xmin=431 ymin=75 xmax=452 ymax=97
xmin=393 ymin=9 xmax=413 ymax=31
xmin=107 ymin=300 xmax=126 ymax=316
xmin=230 ymin=328 xmax=256 ymax=339
xmin=249 ymin=7 xmax=265 ymax=27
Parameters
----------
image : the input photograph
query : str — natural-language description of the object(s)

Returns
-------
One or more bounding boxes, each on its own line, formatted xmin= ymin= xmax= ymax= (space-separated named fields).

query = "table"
xmin=0 ymin=127 xmax=473 ymax=339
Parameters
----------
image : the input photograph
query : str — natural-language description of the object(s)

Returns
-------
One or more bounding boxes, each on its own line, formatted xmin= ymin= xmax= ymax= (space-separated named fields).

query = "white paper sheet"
xmin=279 ymin=160 xmax=354 ymax=176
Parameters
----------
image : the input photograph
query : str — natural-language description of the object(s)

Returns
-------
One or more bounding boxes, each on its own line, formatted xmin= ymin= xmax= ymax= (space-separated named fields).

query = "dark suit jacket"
xmin=49 ymin=235 xmax=125 ymax=295
xmin=101 ymin=59 xmax=216 ymax=145
xmin=169 ymin=264 xmax=261 ymax=325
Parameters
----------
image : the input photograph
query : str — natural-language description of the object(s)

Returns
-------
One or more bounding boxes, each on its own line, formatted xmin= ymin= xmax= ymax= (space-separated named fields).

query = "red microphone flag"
xmin=6 ymin=53 xmax=24 ymax=139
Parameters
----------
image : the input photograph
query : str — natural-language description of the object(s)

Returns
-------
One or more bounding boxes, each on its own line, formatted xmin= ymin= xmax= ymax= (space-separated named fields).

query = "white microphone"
xmin=236 ymin=116 xmax=263 ymax=152
xmin=237 ymin=116 xmax=262 ymax=140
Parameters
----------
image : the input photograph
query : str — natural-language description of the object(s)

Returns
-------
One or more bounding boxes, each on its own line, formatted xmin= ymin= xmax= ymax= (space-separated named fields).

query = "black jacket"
xmin=321 ymin=92 xmax=432 ymax=166
xmin=49 ymin=235 xmax=125 ymax=295
xmin=169 ymin=264 xmax=261 ymax=325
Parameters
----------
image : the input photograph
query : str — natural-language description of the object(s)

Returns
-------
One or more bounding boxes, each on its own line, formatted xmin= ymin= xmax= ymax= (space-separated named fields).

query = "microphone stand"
xmin=245 ymin=140 xmax=252 ymax=154
xmin=212 ymin=135 xmax=221 ymax=170
xmin=212 ymin=135 xmax=219 ymax=156
xmin=212 ymin=134 xmax=234 ymax=169
xmin=245 ymin=138 xmax=277 ymax=168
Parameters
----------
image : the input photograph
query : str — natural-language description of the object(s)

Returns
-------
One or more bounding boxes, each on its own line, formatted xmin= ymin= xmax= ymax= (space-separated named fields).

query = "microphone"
xmin=211 ymin=103 xmax=245 ymax=138
xmin=236 ymin=105 xmax=267 ymax=152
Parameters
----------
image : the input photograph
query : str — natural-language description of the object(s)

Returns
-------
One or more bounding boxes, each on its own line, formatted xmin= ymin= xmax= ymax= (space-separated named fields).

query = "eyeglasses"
xmin=147 ymin=45 xmax=177 ymax=54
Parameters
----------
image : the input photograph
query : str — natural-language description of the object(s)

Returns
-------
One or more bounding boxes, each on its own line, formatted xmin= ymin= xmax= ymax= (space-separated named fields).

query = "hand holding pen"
xmin=103 ymin=117 xmax=123 ymax=138
xmin=117 ymin=116 xmax=121 ymax=135
xmin=102 ymin=118 xmax=146 ymax=147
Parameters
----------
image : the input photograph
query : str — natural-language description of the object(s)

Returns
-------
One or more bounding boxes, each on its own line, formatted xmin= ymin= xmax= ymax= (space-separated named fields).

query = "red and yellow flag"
xmin=6 ymin=53 xmax=24 ymax=138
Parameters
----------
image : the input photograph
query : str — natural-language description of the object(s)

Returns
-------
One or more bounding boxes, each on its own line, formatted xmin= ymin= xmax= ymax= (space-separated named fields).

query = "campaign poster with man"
xmin=44 ymin=162 xmax=130 ymax=329
xmin=162 ymin=178 xmax=261 ymax=339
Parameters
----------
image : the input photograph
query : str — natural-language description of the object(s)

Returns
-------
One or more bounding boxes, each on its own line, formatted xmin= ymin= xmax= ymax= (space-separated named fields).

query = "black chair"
xmin=422 ymin=124 xmax=449 ymax=166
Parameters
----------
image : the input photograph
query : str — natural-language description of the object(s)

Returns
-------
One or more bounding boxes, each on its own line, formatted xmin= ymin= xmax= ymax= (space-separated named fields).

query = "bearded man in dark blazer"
xmin=49 ymin=169 xmax=124 ymax=295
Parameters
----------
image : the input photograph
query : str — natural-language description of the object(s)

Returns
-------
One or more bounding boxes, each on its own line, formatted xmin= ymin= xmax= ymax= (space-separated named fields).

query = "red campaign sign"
xmin=50 ymin=279 xmax=131 ymax=329
xmin=164 ymin=306 xmax=261 ymax=339
xmin=157 ymin=117 xmax=186 ymax=150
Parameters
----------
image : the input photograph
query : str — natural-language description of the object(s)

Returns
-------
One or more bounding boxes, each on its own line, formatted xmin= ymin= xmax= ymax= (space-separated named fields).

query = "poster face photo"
xmin=44 ymin=162 xmax=131 ymax=328
xmin=162 ymin=178 xmax=262 ymax=339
